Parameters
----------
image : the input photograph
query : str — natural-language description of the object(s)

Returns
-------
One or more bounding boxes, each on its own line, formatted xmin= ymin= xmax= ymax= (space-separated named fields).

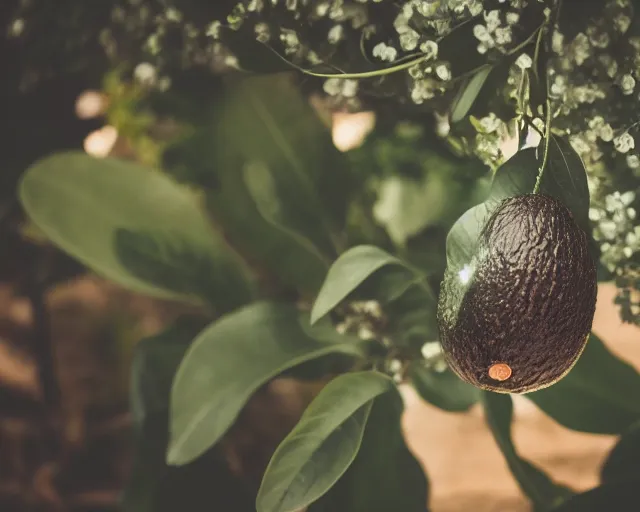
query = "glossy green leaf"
xmin=527 ymin=334 xmax=640 ymax=435
xmin=601 ymin=420 xmax=640 ymax=484
xmin=309 ymin=388 xmax=429 ymax=512
xmin=482 ymin=392 xmax=571 ymax=510
xmin=444 ymin=137 xmax=591 ymax=313
xmin=450 ymin=66 xmax=492 ymax=123
xmin=549 ymin=480 xmax=640 ymax=512
xmin=311 ymin=245 xmax=405 ymax=324
xmin=409 ymin=364 xmax=480 ymax=412
xmin=489 ymin=138 xmax=590 ymax=232
xmin=168 ymin=302 xmax=366 ymax=465
xmin=256 ymin=372 xmax=393 ymax=512
xmin=199 ymin=74 xmax=354 ymax=294
xmin=124 ymin=318 xmax=254 ymax=512
xmin=19 ymin=151 xmax=252 ymax=309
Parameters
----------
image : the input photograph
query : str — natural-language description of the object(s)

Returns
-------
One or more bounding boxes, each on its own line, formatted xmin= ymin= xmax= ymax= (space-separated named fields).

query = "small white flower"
xmin=436 ymin=64 xmax=451 ymax=81
xmin=206 ymin=21 xmax=222 ymax=38
xmin=134 ymin=62 xmax=157 ymax=85
xmin=515 ymin=53 xmax=533 ymax=69
xmin=627 ymin=154 xmax=640 ymax=169
xmin=372 ymin=42 xmax=398 ymax=62
xmin=494 ymin=26 xmax=512 ymax=45
xmin=614 ymin=13 xmax=631 ymax=34
xmin=506 ymin=12 xmax=520 ymax=25
xmin=614 ymin=132 xmax=635 ymax=153
xmin=621 ymin=74 xmax=636 ymax=95
xmin=479 ymin=113 xmax=501 ymax=133
xmin=552 ymin=30 xmax=564 ymax=53
xmin=421 ymin=341 xmax=443 ymax=360
xmin=473 ymin=24 xmax=492 ymax=42
xmin=328 ymin=25 xmax=343 ymax=44
xmin=400 ymin=29 xmax=420 ymax=51
xmin=484 ymin=10 xmax=501 ymax=32
xmin=599 ymin=124 xmax=614 ymax=142
xmin=420 ymin=40 xmax=438 ymax=59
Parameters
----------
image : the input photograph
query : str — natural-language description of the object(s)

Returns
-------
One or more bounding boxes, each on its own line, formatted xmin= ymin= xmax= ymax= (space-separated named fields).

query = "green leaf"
xmin=309 ymin=388 xmax=429 ymax=512
xmin=482 ymin=392 xmax=571 ymax=510
xmin=311 ymin=245 xmax=404 ymax=324
xmin=130 ymin=316 xmax=206 ymax=429
xmin=168 ymin=302 xmax=366 ymax=465
xmin=450 ymin=66 xmax=492 ymax=123
xmin=409 ymin=364 xmax=480 ymax=412
xmin=445 ymin=137 xmax=590 ymax=283
xmin=549 ymin=480 xmax=640 ymax=512
xmin=256 ymin=371 xmax=394 ymax=512
xmin=19 ymin=151 xmax=252 ymax=309
xmin=197 ymin=74 xmax=355 ymax=294
xmin=527 ymin=334 xmax=640 ymax=435
xmin=601 ymin=420 xmax=640 ymax=484
xmin=124 ymin=317 xmax=254 ymax=512
xmin=243 ymin=160 xmax=330 ymax=266
xmin=489 ymin=138 xmax=590 ymax=232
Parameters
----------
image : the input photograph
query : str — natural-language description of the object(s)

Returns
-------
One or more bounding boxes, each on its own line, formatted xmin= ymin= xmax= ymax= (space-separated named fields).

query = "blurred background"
xmin=2 ymin=1 xmax=640 ymax=511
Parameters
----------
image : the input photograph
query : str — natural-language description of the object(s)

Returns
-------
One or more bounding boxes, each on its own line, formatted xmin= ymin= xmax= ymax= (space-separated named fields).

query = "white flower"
xmin=494 ymin=26 xmax=512 ymax=45
xmin=506 ymin=12 xmax=520 ymax=25
xmin=400 ymin=29 xmax=420 ymax=51
xmin=614 ymin=133 xmax=635 ymax=153
xmin=328 ymin=25 xmax=343 ymax=44
xmin=420 ymin=40 xmax=438 ymax=59
xmin=473 ymin=24 xmax=492 ymax=42
xmin=479 ymin=113 xmax=501 ymax=133
xmin=552 ymin=30 xmax=564 ymax=53
xmin=621 ymin=74 xmax=636 ymax=95
xmin=436 ymin=64 xmax=451 ymax=81
xmin=627 ymin=154 xmax=640 ymax=169
xmin=515 ymin=53 xmax=533 ymax=69
xmin=372 ymin=42 xmax=398 ymax=62
xmin=484 ymin=10 xmax=501 ymax=32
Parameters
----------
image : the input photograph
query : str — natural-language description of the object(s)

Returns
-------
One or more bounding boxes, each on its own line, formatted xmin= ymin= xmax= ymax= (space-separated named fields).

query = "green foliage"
xmin=311 ymin=245 xmax=406 ymax=324
xmin=19 ymin=151 xmax=252 ymax=310
xmin=124 ymin=316 xmax=255 ymax=512
xmin=165 ymin=74 xmax=354 ymax=295
xmin=601 ymin=420 xmax=640 ymax=484
xmin=549 ymin=480 xmax=640 ymax=512
xmin=309 ymin=388 xmax=429 ymax=512
xmin=256 ymin=372 xmax=393 ymax=512
xmin=168 ymin=301 xmax=366 ymax=466
xmin=409 ymin=364 xmax=479 ymax=412
xmin=528 ymin=334 xmax=640 ymax=434
xmin=446 ymin=137 xmax=589 ymax=275
xmin=450 ymin=66 xmax=493 ymax=123
xmin=482 ymin=393 xmax=572 ymax=510
xmin=12 ymin=7 xmax=640 ymax=506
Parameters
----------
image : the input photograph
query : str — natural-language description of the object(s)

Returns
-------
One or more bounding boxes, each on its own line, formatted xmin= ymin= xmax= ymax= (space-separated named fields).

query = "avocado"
xmin=437 ymin=194 xmax=597 ymax=394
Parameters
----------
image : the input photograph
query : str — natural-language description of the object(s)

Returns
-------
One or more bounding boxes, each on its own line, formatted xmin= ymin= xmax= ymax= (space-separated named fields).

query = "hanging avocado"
xmin=437 ymin=194 xmax=597 ymax=394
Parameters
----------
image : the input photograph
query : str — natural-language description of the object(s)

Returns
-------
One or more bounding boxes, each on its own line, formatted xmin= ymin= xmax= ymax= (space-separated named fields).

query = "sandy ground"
xmin=402 ymin=283 xmax=640 ymax=512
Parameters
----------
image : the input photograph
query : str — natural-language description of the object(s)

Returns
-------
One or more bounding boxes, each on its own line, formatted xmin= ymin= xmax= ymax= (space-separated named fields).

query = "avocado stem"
xmin=534 ymin=98 xmax=552 ymax=194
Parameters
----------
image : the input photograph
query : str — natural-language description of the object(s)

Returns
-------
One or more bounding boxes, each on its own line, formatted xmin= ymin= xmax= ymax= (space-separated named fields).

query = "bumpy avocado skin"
xmin=437 ymin=194 xmax=597 ymax=394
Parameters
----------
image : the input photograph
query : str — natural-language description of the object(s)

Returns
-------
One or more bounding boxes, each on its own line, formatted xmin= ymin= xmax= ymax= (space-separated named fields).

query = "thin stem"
xmin=534 ymin=98 xmax=552 ymax=194
xmin=507 ymin=22 xmax=546 ymax=57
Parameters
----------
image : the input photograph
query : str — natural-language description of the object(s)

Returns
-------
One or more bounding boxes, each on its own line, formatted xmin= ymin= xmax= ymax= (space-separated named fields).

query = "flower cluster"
xmin=12 ymin=0 xmax=640 ymax=322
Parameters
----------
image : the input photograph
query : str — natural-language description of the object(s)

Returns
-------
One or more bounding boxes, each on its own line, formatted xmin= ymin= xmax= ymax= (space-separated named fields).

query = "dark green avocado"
xmin=437 ymin=194 xmax=597 ymax=394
